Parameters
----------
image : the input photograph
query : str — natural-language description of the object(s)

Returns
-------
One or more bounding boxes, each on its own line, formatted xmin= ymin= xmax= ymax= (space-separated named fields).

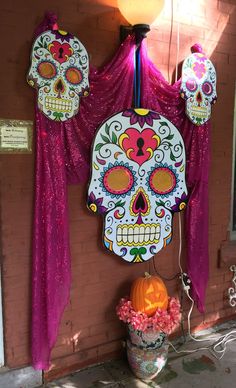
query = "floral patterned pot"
xmin=126 ymin=339 xmax=169 ymax=381
xmin=128 ymin=325 xmax=166 ymax=350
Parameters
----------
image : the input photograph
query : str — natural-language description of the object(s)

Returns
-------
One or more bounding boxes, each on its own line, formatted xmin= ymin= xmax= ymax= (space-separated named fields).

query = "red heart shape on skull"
xmin=119 ymin=128 xmax=160 ymax=165
xmin=49 ymin=41 xmax=73 ymax=64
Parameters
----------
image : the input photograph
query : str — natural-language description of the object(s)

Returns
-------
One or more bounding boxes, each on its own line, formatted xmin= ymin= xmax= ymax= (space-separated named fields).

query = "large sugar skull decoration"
xmin=87 ymin=109 xmax=188 ymax=263
xmin=180 ymin=52 xmax=217 ymax=125
xmin=27 ymin=30 xmax=89 ymax=121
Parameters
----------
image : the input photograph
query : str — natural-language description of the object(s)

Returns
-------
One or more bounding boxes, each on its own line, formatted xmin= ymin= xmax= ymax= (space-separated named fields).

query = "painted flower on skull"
xmin=87 ymin=109 xmax=188 ymax=263
xmin=122 ymin=109 xmax=160 ymax=128
xmin=171 ymin=192 xmax=188 ymax=212
xmin=87 ymin=191 xmax=108 ymax=214
xmin=51 ymin=30 xmax=74 ymax=42
xmin=192 ymin=62 xmax=206 ymax=79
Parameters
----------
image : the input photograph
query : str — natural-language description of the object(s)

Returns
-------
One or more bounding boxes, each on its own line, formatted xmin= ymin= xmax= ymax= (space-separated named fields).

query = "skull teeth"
xmin=191 ymin=105 xmax=208 ymax=118
xmin=116 ymin=224 xmax=160 ymax=246
xmin=45 ymin=96 xmax=72 ymax=113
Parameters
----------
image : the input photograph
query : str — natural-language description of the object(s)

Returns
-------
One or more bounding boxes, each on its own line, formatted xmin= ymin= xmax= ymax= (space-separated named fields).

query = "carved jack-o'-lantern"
xmin=130 ymin=272 xmax=168 ymax=317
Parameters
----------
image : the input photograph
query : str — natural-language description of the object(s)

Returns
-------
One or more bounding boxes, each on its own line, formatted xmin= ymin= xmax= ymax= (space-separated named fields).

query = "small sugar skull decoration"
xmin=180 ymin=52 xmax=217 ymax=125
xmin=87 ymin=109 xmax=188 ymax=263
xmin=27 ymin=29 xmax=89 ymax=121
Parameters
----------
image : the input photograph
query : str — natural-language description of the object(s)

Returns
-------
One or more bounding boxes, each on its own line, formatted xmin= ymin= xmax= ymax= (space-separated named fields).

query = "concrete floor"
xmin=44 ymin=322 xmax=236 ymax=388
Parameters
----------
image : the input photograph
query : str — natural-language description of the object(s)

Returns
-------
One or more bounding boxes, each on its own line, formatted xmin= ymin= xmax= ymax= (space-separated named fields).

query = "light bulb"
xmin=117 ymin=0 xmax=164 ymax=26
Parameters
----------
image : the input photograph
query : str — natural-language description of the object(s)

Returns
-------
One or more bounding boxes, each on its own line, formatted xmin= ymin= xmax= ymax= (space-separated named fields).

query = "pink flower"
xmin=192 ymin=62 xmax=206 ymax=79
xmin=116 ymin=297 xmax=181 ymax=335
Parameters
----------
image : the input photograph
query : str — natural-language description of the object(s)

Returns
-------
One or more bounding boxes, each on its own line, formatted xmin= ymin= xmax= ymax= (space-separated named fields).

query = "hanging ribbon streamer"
xmin=134 ymin=44 xmax=141 ymax=108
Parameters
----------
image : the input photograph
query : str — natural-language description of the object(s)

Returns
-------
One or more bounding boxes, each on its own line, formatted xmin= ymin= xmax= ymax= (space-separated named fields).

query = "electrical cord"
xmin=152 ymin=256 xmax=180 ymax=281
xmin=170 ymin=271 xmax=236 ymax=359
xmin=169 ymin=214 xmax=236 ymax=359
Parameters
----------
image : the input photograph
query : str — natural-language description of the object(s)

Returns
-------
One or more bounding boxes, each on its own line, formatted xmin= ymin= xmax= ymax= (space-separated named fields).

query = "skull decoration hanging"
xmin=87 ymin=109 xmax=188 ymax=263
xmin=27 ymin=29 xmax=89 ymax=121
xmin=180 ymin=52 xmax=217 ymax=126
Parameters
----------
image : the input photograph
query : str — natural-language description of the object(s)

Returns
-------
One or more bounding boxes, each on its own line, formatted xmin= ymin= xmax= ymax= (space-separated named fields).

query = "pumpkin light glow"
xmin=130 ymin=272 xmax=168 ymax=317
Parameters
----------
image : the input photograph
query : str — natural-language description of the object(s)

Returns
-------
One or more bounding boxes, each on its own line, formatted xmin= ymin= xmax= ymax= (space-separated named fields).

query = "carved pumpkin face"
xmin=130 ymin=272 xmax=168 ymax=317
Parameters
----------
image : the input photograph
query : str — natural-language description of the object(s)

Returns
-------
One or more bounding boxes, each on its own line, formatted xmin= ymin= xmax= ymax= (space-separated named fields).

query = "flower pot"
xmin=126 ymin=338 xmax=169 ymax=381
xmin=128 ymin=325 xmax=166 ymax=350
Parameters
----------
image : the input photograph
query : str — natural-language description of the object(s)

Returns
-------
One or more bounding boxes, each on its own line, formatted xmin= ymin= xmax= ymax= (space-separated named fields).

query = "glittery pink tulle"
xmin=32 ymin=14 xmax=209 ymax=370
xmin=140 ymin=42 xmax=209 ymax=314
xmin=32 ymin=14 xmax=135 ymax=370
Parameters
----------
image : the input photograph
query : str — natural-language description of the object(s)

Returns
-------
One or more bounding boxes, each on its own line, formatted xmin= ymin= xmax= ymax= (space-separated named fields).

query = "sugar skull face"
xmin=180 ymin=52 xmax=217 ymax=125
xmin=87 ymin=109 xmax=187 ymax=263
xmin=27 ymin=30 xmax=89 ymax=121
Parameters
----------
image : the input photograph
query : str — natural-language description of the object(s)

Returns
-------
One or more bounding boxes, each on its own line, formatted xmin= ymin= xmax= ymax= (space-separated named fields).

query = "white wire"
xmin=178 ymin=212 xmax=183 ymax=273
xmin=175 ymin=20 xmax=180 ymax=83
xmin=168 ymin=214 xmax=209 ymax=354
xmin=168 ymin=340 xmax=209 ymax=354
xmin=169 ymin=286 xmax=236 ymax=358
xmin=170 ymin=213 xmax=236 ymax=359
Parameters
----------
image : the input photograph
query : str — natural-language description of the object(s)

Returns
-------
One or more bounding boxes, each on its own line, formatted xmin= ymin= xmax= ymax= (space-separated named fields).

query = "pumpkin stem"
xmin=144 ymin=272 xmax=151 ymax=278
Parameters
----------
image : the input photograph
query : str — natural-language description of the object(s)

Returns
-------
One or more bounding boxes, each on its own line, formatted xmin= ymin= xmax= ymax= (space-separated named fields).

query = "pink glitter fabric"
xmin=32 ymin=14 xmax=135 ymax=370
xmin=140 ymin=42 xmax=209 ymax=314
xmin=32 ymin=14 xmax=209 ymax=370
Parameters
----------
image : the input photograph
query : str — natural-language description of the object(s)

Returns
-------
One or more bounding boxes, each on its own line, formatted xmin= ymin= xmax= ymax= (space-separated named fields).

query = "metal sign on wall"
xmin=0 ymin=119 xmax=33 ymax=153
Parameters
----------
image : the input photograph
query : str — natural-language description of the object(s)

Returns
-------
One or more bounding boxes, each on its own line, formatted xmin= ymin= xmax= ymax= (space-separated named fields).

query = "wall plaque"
xmin=0 ymin=119 xmax=33 ymax=153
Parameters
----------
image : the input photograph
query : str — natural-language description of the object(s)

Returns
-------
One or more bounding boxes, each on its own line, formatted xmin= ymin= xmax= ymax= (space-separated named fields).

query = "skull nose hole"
xmin=137 ymin=138 xmax=144 ymax=156
xmin=54 ymin=78 xmax=65 ymax=95
xmin=59 ymin=47 xmax=64 ymax=58
xmin=132 ymin=191 xmax=148 ymax=215
xmin=196 ymin=91 xmax=202 ymax=105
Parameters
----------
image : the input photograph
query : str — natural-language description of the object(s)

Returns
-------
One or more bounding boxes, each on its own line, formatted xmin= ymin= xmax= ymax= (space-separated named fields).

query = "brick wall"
xmin=0 ymin=0 xmax=236 ymax=379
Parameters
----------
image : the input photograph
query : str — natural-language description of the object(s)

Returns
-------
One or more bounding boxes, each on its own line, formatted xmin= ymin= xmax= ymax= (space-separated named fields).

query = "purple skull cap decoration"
xmin=27 ymin=29 xmax=89 ymax=121
xmin=180 ymin=51 xmax=217 ymax=126
xmin=87 ymin=109 xmax=188 ymax=263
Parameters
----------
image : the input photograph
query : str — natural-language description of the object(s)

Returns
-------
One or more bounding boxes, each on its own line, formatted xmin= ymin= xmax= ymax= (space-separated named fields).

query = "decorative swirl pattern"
xmin=98 ymin=144 xmax=112 ymax=159
xmin=173 ymin=142 xmax=183 ymax=159
xmin=109 ymin=120 xmax=122 ymax=133
xmin=106 ymin=215 xmax=114 ymax=227
xmin=158 ymin=122 xmax=171 ymax=138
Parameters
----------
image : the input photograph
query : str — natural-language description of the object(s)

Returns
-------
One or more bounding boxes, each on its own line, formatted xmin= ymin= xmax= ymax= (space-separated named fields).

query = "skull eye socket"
xmin=186 ymin=79 xmax=197 ymax=92
xmin=149 ymin=167 xmax=176 ymax=195
xmin=37 ymin=61 xmax=57 ymax=79
xmin=65 ymin=67 xmax=83 ymax=85
xmin=202 ymin=81 xmax=213 ymax=95
xmin=103 ymin=166 xmax=134 ymax=195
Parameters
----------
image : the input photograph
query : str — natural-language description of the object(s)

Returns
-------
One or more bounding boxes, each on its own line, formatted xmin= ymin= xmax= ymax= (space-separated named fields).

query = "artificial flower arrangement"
xmin=116 ymin=296 xmax=181 ymax=335
xmin=116 ymin=273 xmax=181 ymax=380
xmin=116 ymin=272 xmax=181 ymax=335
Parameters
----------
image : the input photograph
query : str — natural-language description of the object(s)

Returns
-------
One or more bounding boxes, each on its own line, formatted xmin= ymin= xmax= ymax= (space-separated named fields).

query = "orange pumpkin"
xmin=130 ymin=272 xmax=169 ymax=317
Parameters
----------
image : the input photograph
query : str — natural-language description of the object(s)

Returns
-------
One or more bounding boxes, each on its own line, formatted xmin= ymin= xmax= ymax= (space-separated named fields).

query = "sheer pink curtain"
xmin=140 ymin=42 xmax=209 ymax=313
xmin=32 ymin=14 xmax=135 ymax=370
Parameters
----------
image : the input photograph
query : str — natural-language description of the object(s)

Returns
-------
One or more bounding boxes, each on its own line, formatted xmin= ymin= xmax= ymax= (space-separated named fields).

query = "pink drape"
xmin=32 ymin=14 xmax=209 ymax=370
xmin=140 ymin=43 xmax=209 ymax=313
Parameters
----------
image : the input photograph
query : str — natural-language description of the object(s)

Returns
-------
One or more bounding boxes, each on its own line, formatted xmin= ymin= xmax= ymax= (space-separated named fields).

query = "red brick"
xmin=51 ymin=343 xmax=74 ymax=360
xmin=218 ymin=1 xmax=235 ymax=14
